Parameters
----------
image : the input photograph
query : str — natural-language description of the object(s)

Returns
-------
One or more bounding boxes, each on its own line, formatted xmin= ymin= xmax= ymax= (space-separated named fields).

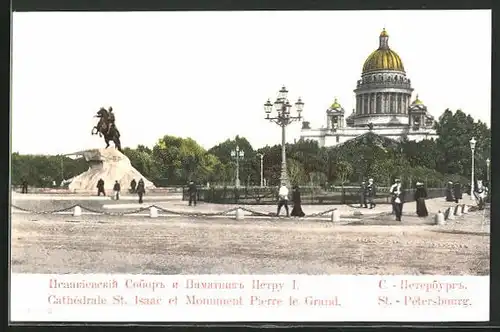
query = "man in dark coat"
xmin=453 ymin=182 xmax=462 ymax=203
xmin=136 ymin=178 xmax=145 ymax=203
xmin=188 ymin=181 xmax=197 ymax=206
xmin=113 ymin=180 xmax=121 ymax=200
xmin=21 ymin=179 xmax=28 ymax=194
xmin=359 ymin=181 xmax=367 ymax=208
xmin=97 ymin=178 xmax=105 ymax=196
xmin=364 ymin=178 xmax=376 ymax=209
xmin=130 ymin=179 xmax=137 ymax=193
xmin=391 ymin=179 xmax=405 ymax=221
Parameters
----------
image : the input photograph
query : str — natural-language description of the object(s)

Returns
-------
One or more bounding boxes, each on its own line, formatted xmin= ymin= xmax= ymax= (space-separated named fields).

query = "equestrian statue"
xmin=91 ymin=106 xmax=122 ymax=152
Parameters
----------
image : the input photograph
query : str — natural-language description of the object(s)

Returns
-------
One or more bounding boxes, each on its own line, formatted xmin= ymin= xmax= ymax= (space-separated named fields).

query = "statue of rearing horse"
xmin=91 ymin=107 xmax=122 ymax=152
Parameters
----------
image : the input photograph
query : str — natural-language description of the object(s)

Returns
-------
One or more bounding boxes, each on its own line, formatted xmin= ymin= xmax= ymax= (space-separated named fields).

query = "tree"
xmin=152 ymin=135 xmax=222 ymax=184
xmin=208 ymin=135 xmax=258 ymax=186
xmin=435 ymin=109 xmax=490 ymax=180
xmin=334 ymin=161 xmax=353 ymax=185
xmin=11 ymin=153 xmax=87 ymax=187
xmin=122 ymin=147 xmax=160 ymax=183
xmin=287 ymin=158 xmax=307 ymax=186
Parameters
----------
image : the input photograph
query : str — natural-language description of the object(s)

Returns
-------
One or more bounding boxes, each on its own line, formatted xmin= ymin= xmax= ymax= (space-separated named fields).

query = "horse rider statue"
xmin=92 ymin=106 xmax=122 ymax=151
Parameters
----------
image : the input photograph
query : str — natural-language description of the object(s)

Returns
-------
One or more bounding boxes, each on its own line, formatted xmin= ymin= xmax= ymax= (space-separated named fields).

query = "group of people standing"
xmin=96 ymin=178 xmax=146 ymax=203
xmin=274 ymin=179 xmax=423 ymax=221
xmin=446 ymin=180 xmax=489 ymax=210
xmin=445 ymin=181 xmax=463 ymax=203
xmin=358 ymin=179 xmax=377 ymax=209
xmin=360 ymin=178 xmax=429 ymax=221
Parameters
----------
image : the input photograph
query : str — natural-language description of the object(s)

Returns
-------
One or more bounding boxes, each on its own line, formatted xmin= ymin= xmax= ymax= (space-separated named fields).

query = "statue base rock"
xmin=68 ymin=148 xmax=155 ymax=192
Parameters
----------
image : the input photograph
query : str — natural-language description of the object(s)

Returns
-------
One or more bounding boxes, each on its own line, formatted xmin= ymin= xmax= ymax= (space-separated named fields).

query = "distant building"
xmin=300 ymin=28 xmax=438 ymax=147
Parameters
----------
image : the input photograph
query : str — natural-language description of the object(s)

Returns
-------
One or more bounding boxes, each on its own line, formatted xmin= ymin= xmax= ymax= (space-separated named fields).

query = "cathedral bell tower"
xmin=408 ymin=94 xmax=428 ymax=129
xmin=326 ymin=98 xmax=345 ymax=131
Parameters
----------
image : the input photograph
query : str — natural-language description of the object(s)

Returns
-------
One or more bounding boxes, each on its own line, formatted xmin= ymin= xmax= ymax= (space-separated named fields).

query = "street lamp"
xmin=264 ymin=86 xmax=304 ymax=187
xmin=230 ymin=145 xmax=245 ymax=188
xmin=257 ymin=153 xmax=264 ymax=188
xmin=486 ymin=157 xmax=490 ymax=183
xmin=470 ymin=137 xmax=476 ymax=196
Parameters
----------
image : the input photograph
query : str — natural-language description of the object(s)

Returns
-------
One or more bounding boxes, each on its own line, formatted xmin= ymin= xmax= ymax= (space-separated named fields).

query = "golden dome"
xmin=412 ymin=94 xmax=424 ymax=105
xmin=330 ymin=97 xmax=342 ymax=109
xmin=362 ymin=29 xmax=405 ymax=74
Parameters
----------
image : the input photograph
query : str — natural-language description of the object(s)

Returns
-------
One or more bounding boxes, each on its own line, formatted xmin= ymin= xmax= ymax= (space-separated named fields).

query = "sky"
xmin=11 ymin=10 xmax=491 ymax=155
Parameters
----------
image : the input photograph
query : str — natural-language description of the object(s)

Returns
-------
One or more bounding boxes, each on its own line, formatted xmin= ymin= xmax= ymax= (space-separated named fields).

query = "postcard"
xmin=10 ymin=9 xmax=491 ymax=323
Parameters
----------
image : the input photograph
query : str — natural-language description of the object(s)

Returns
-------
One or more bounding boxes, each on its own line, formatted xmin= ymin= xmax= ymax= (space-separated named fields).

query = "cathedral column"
xmin=381 ymin=93 xmax=386 ymax=114
xmin=398 ymin=94 xmax=402 ymax=114
xmin=387 ymin=93 xmax=392 ymax=113
xmin=361 ymin=95 xmax=365 ymax=115
xmin=392 ymin=93 xmax=396 ymax=113
xmin=370 ymin=93 xmax=375 ymax=114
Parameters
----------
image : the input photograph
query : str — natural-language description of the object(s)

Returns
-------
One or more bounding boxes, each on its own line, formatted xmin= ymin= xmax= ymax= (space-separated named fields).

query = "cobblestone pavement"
xmin=11 ymin=205 xmax=489 ymax=275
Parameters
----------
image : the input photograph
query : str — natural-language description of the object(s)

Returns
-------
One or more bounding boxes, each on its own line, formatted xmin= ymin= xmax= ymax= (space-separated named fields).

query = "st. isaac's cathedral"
xmin=300 ymin=28 xmax=438 ymax=147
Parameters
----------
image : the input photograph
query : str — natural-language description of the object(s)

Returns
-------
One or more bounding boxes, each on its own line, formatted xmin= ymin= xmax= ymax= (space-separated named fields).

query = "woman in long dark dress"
xmin=414 ymin=182 xmax=428 ymax=217
xmin=290 ymin=185 xmax=305 ymax=217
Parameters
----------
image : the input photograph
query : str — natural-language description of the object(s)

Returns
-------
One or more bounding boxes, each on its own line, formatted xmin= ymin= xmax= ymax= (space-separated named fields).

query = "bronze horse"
xmin=91 ymin=107 xmax=122 ymax=152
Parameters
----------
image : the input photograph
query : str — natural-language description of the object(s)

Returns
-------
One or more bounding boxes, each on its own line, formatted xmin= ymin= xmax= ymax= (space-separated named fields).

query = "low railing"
xmin=12 ymin=186 xmax=184 ymax=195
xmin=182 ymin=186 xmax=447 ymax=205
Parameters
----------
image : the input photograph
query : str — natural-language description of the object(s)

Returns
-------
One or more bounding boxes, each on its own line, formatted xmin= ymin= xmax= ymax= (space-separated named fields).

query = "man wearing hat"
xmin=390 ymin=178 xmax=404 ymax=221
xmin=364 ymin=178 xmax=376 ymax=209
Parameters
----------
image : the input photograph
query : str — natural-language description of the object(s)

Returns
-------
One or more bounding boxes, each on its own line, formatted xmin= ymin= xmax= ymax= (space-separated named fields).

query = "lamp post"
xmin=257 ymin=153 xmax=264 ymax=187
xmin=470 ymin=137 xmax=476 ymax=196
xmin=230 ymin=145 xmax=244 ymax=188
xmin=486 ymin=157 xmax=490 ymax=183
xmin=264 ymin=86 xmax=304 ymax=187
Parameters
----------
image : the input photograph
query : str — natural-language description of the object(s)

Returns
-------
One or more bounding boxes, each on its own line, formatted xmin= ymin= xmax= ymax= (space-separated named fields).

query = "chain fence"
xmin=11 ymin=204 xmax=340 ymax=219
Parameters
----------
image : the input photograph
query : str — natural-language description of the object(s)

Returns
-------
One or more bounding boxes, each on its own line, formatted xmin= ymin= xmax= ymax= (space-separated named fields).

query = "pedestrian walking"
xmin=136 ymin=178 xmax=145 ymax=204
xmin=390 ymin=179 xmax=404 ymax=221
xmin=113 ymin=180 xmax=121 ymax=200
xmin=188 ymin=181 xmax=197 ymax=206
xmin=365 ymin=178 xmax=376 ymax=209
xmin=290 ymin=185 xmax=305 ymax=217
xmin=359 ymin=181 xmax=366 ymax=208
xmin=414 ymin=181 xmax=428 ymax=217
xmin=277 ymin=183 xmax=290 ymax=217
xmin=130 ymin=179 xmax=137 ymax=193
xmin=97 ymin=178 xmax=105 ymax=196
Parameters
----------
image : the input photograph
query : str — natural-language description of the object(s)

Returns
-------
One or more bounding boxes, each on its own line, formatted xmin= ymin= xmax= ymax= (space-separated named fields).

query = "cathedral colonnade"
xmin=356 ymin=92 xmax=411 ymax=116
